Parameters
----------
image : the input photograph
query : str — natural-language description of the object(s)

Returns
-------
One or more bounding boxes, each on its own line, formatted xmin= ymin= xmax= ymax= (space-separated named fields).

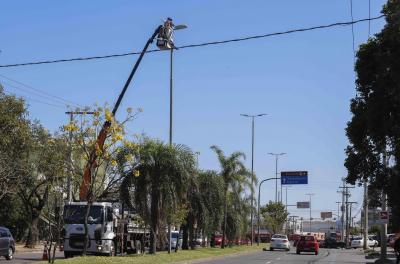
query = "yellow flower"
xmin=125 ymin=154 xmax=133 ymax=161
xmin=112 ymin=133 xmax=123 ymax=142
xmin=63 ymin=123 xmax=79 ymax=132
xmin=126 ymin=107 xmax=133 ymax=113
xmin=133 ymin=170 xmax=140 ymax=177
xmin=111 ymin=160 xmax=118 ymax=167
xmin=105 ymin=109 xmax=113 ymax=122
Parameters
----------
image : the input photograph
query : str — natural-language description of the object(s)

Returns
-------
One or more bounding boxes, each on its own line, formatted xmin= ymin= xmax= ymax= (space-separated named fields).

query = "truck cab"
xmin=62 ymin=202 xmax=116 ymax=257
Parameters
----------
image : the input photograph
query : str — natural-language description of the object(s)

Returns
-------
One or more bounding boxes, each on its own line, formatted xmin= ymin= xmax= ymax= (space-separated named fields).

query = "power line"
xmin=0 ymin=74 xmax=83 ymax=108
xmin=2 ymin=89 xmax=67 ymax=109
xmin=0 ymin=15 xmax=385 ymax=69
xmin=368 ymin=0 xmax=371 ymax=37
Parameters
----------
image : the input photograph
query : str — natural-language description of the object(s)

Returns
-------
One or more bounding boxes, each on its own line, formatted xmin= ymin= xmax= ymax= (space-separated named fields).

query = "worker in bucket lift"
xmin=157 ymin=17 xmax=175 ymax=50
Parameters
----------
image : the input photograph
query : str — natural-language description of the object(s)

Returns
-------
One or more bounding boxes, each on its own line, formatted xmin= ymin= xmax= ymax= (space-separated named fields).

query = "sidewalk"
xmin=15 ymin=242 xmax=50 ymax=253
xmin=365 ymin=247 xmax=398 ymax=263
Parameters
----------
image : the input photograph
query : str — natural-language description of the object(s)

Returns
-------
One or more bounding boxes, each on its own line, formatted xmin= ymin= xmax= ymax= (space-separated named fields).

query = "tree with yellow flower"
xmin=63 ymin=105 xmax=140 ymax=255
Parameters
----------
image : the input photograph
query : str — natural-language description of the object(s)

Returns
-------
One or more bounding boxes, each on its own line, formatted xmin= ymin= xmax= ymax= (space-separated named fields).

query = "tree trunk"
xmin=82 ymin=202 xmax=91 ymax=256
xmin=167 ymin=224 xmax=172 ymax=253
xmin=221 ymin=188 xmax=228 ymax=249
xmin=182 ymin=222 xmax=189 ymax=250
xmin=25 ymin=210 xmax=40 ymax=248
xmin=149 ymin=189 xmax=159 ymax=254
xmin=189 ymin=220 xmax=195 ymax=250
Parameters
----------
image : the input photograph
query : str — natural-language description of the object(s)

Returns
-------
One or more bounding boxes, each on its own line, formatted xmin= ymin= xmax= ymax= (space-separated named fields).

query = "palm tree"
xmin=119 ymin=139 xmax=196 ymax=254
xmin=210 ymin=145 xmax=255 ymax=248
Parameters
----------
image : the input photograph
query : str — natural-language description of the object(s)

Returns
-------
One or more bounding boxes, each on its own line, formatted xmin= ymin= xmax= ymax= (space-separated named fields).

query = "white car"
xmin=270 ymin=234 xmax=290 ymax=251
xmin=351 ymin=237 xmax=378 ymax=248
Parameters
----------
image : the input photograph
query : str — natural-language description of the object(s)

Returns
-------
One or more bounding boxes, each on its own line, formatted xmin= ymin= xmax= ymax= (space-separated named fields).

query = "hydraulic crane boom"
xmin=79 ymin=25 xmax=162 ymax=201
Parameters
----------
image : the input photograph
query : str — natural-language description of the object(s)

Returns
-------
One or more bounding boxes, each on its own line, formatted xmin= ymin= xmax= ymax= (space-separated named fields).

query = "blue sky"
xmin=0 ymin=0 xmax=387 ymax=220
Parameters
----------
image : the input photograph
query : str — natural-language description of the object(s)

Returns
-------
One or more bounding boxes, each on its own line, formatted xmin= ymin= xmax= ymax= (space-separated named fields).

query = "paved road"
xmin=0 ymin=250 xmax=64 ymax=264
xmin=194 ymin=248 xmax=370 ymax=264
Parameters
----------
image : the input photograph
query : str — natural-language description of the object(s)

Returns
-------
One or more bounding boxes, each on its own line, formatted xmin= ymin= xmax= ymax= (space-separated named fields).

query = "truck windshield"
xmin=64 ymin=205 xmax=104 ymax=224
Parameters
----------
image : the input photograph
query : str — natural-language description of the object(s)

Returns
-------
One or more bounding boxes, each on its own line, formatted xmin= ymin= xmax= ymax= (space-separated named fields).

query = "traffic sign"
xmin=297 ymin=202 xmax=310 ymax=209
xmin=321 ymin=212 xmax=332 ymax=219
xmin=378 ymin=211 xmax=389 ymax=224
xmin=281 ymin=171 xmax=308 ymax=185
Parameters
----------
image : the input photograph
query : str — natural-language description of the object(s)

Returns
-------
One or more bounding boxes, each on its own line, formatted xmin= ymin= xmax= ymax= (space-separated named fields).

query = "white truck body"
xmin=62 ymin=201 xmax=146 ymax=257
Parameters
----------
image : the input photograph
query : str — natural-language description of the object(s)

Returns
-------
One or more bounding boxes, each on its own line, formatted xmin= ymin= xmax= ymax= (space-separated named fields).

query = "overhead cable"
xmin=0 ymin=15 xmax=385 ymax=68
xmin=0 ymin=74 xmax=83 ymax=108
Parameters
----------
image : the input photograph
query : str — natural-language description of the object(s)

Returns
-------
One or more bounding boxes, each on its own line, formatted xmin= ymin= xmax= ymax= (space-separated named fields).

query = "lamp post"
xmin=241 ymin=113 xmax=267 ymax=245
xmin=257 ymin=177 xmax=280 ymax=246
xmin=268 ymin=153 xmax=286 ymax=203
xmin=168 ymin=23 xmax=187 ymax=145
xmin=306 ymin=193 xmax=315 ymax=233
xmin=167 ymin=22 xmax=187 ymax=254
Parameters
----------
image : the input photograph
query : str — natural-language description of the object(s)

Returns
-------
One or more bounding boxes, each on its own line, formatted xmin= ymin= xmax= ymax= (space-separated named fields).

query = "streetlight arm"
xmin=257 ymin=177 xmax=280 ymax=246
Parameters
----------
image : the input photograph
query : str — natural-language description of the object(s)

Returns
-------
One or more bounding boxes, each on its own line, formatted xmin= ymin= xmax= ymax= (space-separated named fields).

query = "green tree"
xmin=197 ymin=170 xmax=224 ymax=245
xmin=18 ymin=123 xmax=69 ymax=248
xmin=260 ymin=201 xmax=288 ymax=235
xmin=119 ymin=139 xmax=196 ymax=254
xmin=211 ymin=145 xmax=255 ymax=248
xmin=0 ymin=88 xmax=30 ymax=202
xmin=345 ymin=0 xmax=400 ymax=229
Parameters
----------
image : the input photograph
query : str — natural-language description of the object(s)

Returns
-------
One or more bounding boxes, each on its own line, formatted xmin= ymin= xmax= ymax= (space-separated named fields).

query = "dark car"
xmin=0 ymin=227 xmax=15 ymax=260
xmin=324 ymin=236 xmax=346 ymax=248
xmin=296 ymin=235 xmax=319 ymax=255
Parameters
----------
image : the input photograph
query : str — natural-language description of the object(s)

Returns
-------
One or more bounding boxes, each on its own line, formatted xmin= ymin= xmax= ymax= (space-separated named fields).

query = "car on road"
xmin=324 ymin=237 xmax=346 ymax=248
xmin=213 ymin=235 xmax=226 ymax=247
xmin=0 ymin=227 xmax=15 ymax=260
xmin=296 ymin=235 xmax=319 ymax=255
xmin=270 ymin=234 xmax=290 ymax=251
xmin=171 ymin=231 xmax=182 ymax=249
xmin=350 ymin=236 xmax=378 ymax=248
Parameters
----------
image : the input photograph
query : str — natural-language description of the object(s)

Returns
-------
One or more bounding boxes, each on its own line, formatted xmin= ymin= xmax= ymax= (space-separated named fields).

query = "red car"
xmin=296 ymin=235 xmax=319 ymax=255
xmin=214 ymin=235 xmax=226 ymax=246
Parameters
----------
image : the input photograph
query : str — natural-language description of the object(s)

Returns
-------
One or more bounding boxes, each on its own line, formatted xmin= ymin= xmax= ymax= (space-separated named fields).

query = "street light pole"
xmin=257 ymin=177 xmax=280 ymax=246
xmin=241 ymin=113 xmax=266 ymax=246
xmin=306 ymin=193 xmax=314 ymax=233
xmin=167 ymin=23 xmax=187 ymax=254
xmin=268 ymin=153 xmax=286 ymax=203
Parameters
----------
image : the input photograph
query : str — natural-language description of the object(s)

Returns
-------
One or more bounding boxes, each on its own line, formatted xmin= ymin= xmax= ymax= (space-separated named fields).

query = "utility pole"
xmin=339 ymin=181 xmax=354 ymax=246
xmin=268 ymin=152 xmax=286 ymax=203
xmin=335 ymin=201 xmax=341 ymax=232
xmin=306 ymin=193 xmax=314 ymax=233
xmin=65 ymin=111 xmax=95 ymax=202
xmin=363 ymin=178 xmax=369 ymax=250
xmin=347 ymin=202 xmax=357 ymax=235
xmin=379 ymin=149 xmax=389 ymax=261
xmin=241 ymin=113 xmax=267 ymax=246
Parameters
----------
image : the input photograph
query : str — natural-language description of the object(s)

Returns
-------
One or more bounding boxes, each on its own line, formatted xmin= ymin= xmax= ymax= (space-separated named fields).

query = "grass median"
xmin=49 ymin=244 xmax=268 ymax=264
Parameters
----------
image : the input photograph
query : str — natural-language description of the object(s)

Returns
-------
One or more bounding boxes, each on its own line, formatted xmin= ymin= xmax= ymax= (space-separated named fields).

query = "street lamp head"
xmin=174 ymin=24 xmax=188 ymax=30
xmin=240 ymin=114 xmax=250 ymax=117
xmin=256 ymin=114 xmax=267 ymax=117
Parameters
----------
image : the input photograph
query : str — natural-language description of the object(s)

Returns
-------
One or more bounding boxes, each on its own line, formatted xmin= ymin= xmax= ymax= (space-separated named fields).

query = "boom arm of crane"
xmin=79 ymin=25 xmax=163 ymax=201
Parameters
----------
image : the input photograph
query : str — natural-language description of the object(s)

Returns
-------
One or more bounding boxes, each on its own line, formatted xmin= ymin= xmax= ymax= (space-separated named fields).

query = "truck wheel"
xmin=5 ymin=247 xmax=13 ymax=260
xmin=64 ymin=251 xmax=73 ymax=258
xmin=134 ymin=240 xmax=142 ymax=254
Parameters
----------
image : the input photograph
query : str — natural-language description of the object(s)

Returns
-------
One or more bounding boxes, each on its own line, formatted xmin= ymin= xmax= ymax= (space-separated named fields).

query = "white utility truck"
xmin=62 ymin=202 xmax=146 ymax=257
